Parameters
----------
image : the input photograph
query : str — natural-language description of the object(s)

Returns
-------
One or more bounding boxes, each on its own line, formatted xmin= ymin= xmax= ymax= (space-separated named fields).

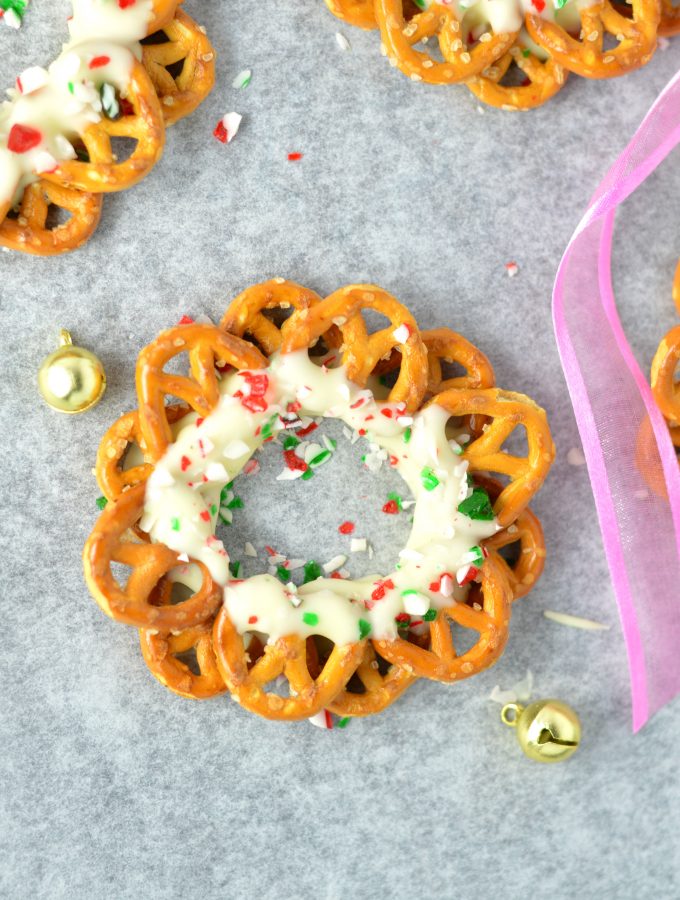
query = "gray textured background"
xmin=2 ymin=2 xmax=680 ymax=898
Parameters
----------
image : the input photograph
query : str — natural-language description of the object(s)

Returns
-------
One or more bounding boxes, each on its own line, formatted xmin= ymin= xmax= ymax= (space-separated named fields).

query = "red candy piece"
xmin=177 ymin=315 xmax=194 ymax=325
xmin=284 ymin=450 xmax=307 ymax=472
xmin=241 ymin=395 xmax=268 ymax=413
xmin=180 ymin=455 xmax=191 ymax=472
xmin=338 ymin=521 xmax=355 ymax=534
xmin=199 ymin=510 xmax=211 ymax=522
xmin=532 ymin=0 xmax=546 ymax=10
xmin=248 ymin=615 xmax=258 ymax=625
xmin=382 ymin=500 xmax=399 ymax=515
xmin=458 ymin=566 xmax=479 ymax=586
xmin=213 ymin=121 xmax=228 ymax=144
xmin=89 ymin=56 xmax=111 ymax=69
xmin=118 ymin=0 xmax=137 ymax=8
xmin=296 ymin=422 xmax=318 ymax=438
xmin=7 ymin=124 xmax=42 ymax=154
xmin=371 ymin=578 xmax=394 ymax=603
xmin=288 ymin=152 xmax=303 ymax=161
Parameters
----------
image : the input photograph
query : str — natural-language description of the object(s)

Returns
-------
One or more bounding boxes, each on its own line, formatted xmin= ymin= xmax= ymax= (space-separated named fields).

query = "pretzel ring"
xmin=526 ymin=0 xmax=660 ymax=79
xmin=374 ymin=1 xmax=517 ymax=85
xmin=324 ymin=0 xmax=379 ymax=29
xmin=465 ymin=45 xmax=567 ymax=112
xmin=326 ymin=642 xmax=417 ymax=717
xmin=140 ymin=618 xmax=227 ymax=700
xmin=0 ymin=180 xmax=102 ymax=255
xmin=142 ymin=8 xmax=216 ymax=126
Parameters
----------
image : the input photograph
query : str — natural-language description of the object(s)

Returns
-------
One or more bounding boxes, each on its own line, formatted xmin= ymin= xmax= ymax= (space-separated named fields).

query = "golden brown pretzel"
xmin=374 ymin=0 xmax=518 ymax=85
xmin=212 ymin=606 xmax=365 ymax=720
xmin=148 ymin=0 xmax=184 ymax=35
xmin=324 ymin=0 xmax=378 ymax=28
xmin=326 ymin=641 xmax=417 ymax=717
xmin=95 ymin=404 xmax=190 ymax=502
xmin=83 ymin=482 xmax=222 ymax=629
xmin=430 ymin=387 xmax=555 ymax=527
xmin=135 ymin=323 xmax=268 ymax=460
xmin=466 ymin=45 xmax=567 ymax=111
xmin=220 ymin=279 xmax=328 ymax=355
xmin=659 ymin=0 xmax=680 ymax=35
xmin=142 ymin=8 xmax=216 ymax=126
xmin=475 ymin=475 xmax=546 ymax=600
xmin=526 ymin=0 xmax=660 ymax=79
xmin=140 ymin=618 xmax=227 ymax=699
xmin=0 ymin=180 xmax=102 ymax=255
xmin=42 ymin=59 xmax=165 ymax=194
xmin=281 ymin=284 xmax=428 ymax=410
xmin=374 ymin=551 xmax=512 ymax=683
xmin=651 ymin=324 xmax=680 ymax=437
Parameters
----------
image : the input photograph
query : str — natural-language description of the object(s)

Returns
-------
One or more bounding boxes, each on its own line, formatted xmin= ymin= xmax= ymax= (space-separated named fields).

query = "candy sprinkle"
xmin=288 ymin=152 xmax=303 ymax=161
xmin=420 ymin=467 xmax=440 ymax=491
xmin=95 ymin=496 xmax=107 ymax=511
xmin=302 ymin=611 xmax=319 ymax=626
xmin=339 ymin=521 xmax=355 ymax=534
xmin=232 ymin=69 xmax=252 ymax=89
xmin=505 ymin=261 xmax=519 ymax=278
xmin=358 ymin=619 xmax=371 ymax=640
xmin=303 ymin=560 xmax=322 ymax=583
xmin=543 ymin=610 xmax=610 ymax=631
xmin=458 ymin=487 xmax=494 ymax=520
xmin=214 ymin=112 xmax=242 ymax=144
xmin=336 ymin=716 xmax=351 ymax=729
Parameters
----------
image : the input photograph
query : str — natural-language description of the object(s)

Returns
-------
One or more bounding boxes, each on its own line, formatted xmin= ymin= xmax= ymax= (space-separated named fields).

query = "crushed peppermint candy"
xmin=505 ymin=261 xmax=519 ymax=278
xmin=214 ymin=112 xmax=242 ymax=144
xmin=335 ymin=32 xmax=351 ymax=51
xmin=232 ymin=69 xmax=252 ymax=88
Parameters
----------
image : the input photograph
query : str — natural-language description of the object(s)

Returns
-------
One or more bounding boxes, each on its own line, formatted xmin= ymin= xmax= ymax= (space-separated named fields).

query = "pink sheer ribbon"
xmin=553 ymin=71 xmax=680 ymax=731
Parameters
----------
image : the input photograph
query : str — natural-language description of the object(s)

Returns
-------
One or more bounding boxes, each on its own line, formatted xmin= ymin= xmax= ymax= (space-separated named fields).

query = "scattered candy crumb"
xmin=335 ymin=32 xmax=350 ymax=51
xmin=214 ymin=112 xmax=242 ymax=144
xmin=505 ymin=261 xmax=519 ymax=278
xmin=543 ymin=610 xmax=610 ymax=631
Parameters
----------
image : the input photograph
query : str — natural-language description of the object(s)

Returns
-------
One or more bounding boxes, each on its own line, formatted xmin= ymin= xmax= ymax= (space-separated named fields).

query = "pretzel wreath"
xmin=83 ymin=280 xmax=554 ymax=724
xmin=323 ymin=0 xmax=666 ymax=110
xmin=0 ymin=1 xmax=214 ymax=256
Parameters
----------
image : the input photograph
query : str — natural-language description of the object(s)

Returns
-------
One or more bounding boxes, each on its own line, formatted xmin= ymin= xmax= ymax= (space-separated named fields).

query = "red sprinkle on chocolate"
xmin=118 ymin=0 xmax=137 ymax=8
xmin=338 ymin=521 xmax=355 ymax=534
xmin=180 ymin=455 xmax=191 ymax=472
xmin=248 ymin=615 xmax=258 ymax=625
xmin=7 ymin=124 xmax=42 ymax=154
xmin=459 ymin=566 xmax=479 ymax=586
xmin=389 ymin=455 xmax=398 ymax=467
xmin=199 ymin=510 xmax=211 ymax=522
xmin=89 ymin=55 xmax=111 ymax=69
xmin=381 ymin=408 xmax=393 ymax=418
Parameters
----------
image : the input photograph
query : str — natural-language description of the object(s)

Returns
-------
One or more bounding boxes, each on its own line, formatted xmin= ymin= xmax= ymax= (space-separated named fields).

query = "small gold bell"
xmin=38 ymin=330 xmax=106 ymax=414
xmin=501 ymin=699 xmax=581 ymax=763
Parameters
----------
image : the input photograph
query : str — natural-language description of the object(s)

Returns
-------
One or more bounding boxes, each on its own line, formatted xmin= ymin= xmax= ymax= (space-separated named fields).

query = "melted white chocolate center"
xmin=141 ymin=350 xmax=499 ymax=646
xmin=0 ymin=0 xmax=154 ymax=207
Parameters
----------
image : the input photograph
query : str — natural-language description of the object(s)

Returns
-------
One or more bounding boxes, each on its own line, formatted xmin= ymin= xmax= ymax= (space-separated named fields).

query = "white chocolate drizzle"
xmin=141 ymin=350 xmax=500 ymax=647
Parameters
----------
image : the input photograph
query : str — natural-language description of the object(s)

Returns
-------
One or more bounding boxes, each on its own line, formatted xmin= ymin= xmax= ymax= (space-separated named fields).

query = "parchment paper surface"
xmin=1 ymin=3 xmax=679 ymax=898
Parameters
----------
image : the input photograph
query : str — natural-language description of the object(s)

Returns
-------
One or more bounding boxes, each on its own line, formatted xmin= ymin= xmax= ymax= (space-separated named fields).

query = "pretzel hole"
xmin=44 ymin=202 xmax=74 ymax=231
xmin=175 ymin=646 xmax=201 ymax=675
xmin=214 ymin=419 xmax=412 ymax=580
xmin=361 ymin=308 xmax=397 ymax=339
xmin=110 ymin=136 xmax=140 ymax=164
xmin=446 ymin=615 xmax=483 ymax=655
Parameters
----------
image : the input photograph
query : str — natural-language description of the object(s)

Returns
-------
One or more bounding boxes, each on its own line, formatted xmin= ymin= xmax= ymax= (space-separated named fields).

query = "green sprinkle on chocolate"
xmin=358 ymin=618 xmax=371 ymax=640
xmin=423 ymin=609 xmax=437 ymax=622
xmin=458 ymin=487 xmax=494 ymax=521
xmin=387 ymin=491 xmax=403 ymax=510
xmin=420 ymin=467 xmax=439 ymax=491
xmin=403 ymin=426 xmax=412 ymax=444
xmin=302 ymin=611 xmax=319 ymax=626
xmin=170 ymin=517 xmax=180 ymax=532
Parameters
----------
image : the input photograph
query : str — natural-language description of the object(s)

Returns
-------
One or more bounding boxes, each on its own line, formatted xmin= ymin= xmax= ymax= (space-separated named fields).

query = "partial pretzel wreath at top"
xmin=83 ymin=281 xmax=554 ymax=724
xmin=323 ymin=0 xmax=665 ymax=110
xmin=0 ymin=1 xmax=214 ymax=256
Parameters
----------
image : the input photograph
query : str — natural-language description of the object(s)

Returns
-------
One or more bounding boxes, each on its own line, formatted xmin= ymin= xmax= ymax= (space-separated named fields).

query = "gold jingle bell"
xmin=501 ymin=699 xmax=581 ymax=763
xmin=38 ymin=330 xmax=106 ymax=414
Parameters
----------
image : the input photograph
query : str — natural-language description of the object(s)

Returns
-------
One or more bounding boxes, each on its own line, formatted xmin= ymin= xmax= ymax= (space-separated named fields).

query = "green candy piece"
xmin=420 ymin=466 xmax=440 ymax=491
xmin=358 ymin=619 xmax=371 ymax=640
xmin=336 ymin=717 xmax=351 ymax=729
xmin=302 ymin=611 xmax=319 ymax=626
xmin=229 ymin=561 xmax=241 ymax=578
xmin=423 ymin=609 xmax=437 ymax=622
xmin=95 ymin=496 xmax=108 ymax=511
xmin=303 ymin=561 xmax=322 ymax=583
xmin=283 ymin=435 xmax=300 ymax=450
xmin=276 ymin=565 xmax=290 ymax=583
xmin=458 ymin=487 xmax=494 ymax=521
